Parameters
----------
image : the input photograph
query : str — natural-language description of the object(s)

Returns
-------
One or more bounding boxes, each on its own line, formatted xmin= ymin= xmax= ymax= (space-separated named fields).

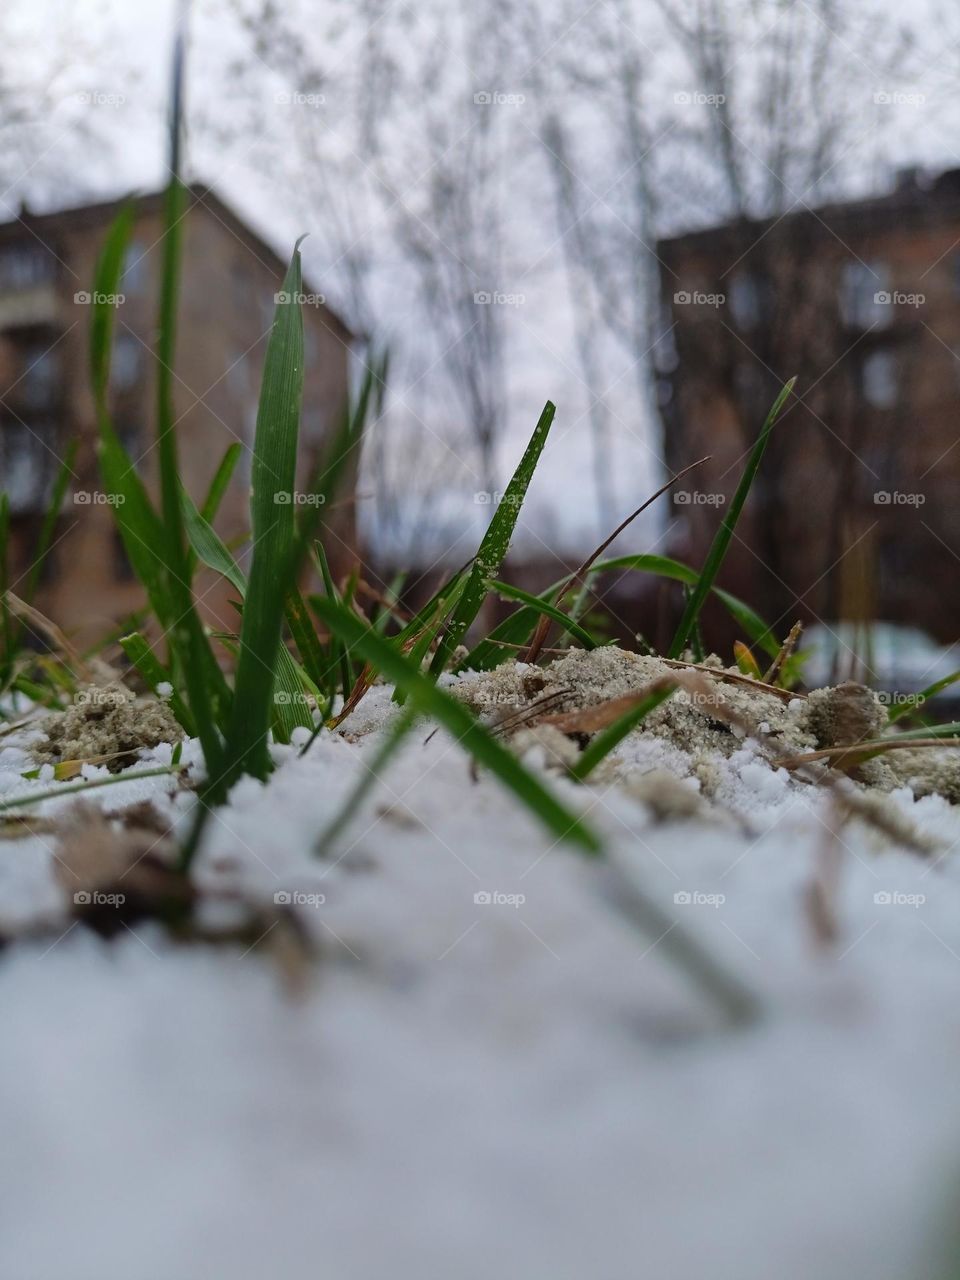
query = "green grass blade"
xmin=312 ymin=539 xmax=354 ymax=705
xmin=285 ymin=587 xmax=329 ymax=693
xmin=311 ymin=595 xmax=601 ymax=854
xmin=181 ymin=488 xmax=310 ymax=737
xmin=429 ymin=400 xmax=556 ymax=675
xmin=90 ymin=203 xmax=135 ymax=406
xmin=0 ymin=766 xmax=177 ymax=814
xmin=486 ymin=580 xmax=599 ymax=652
xmin=153 ymin=178 xmax=224 ymax=779
xmin=223 ymin=240 xmax=307 ymax=780
xmin=889 ymin=721 xmax=960 ymax=741
xmin=668 ymin=377 xmax=796 ymax=658
xmin=91 ymin=209 xmax=174 ymax=629
xmin=200 ymin=442 xmax=242 ymax=523
xmin=571 ymin=686 xmax=677 ymax=780
xmin=887 ymin=671 xmax=960 ymax=724
xmin=184 ymin=441 xmax=243 ymax=582
xmin=181 ymin=489 xmax=245 ymax=595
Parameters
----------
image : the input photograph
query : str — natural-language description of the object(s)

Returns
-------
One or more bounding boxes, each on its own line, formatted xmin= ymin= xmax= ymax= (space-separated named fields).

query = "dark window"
xmin=728 ymin=272 xmax=762 ymax=329
xmin=112 ymin=333 xmax=143 ymax=393
xmin=120 ymin=242 xmax=148 ymax=296
xmin=840 ymin=261 xmax=891 ymax=329
xmin=19 ymin=345 xmax=59 ymax=410
xmin=0 ymin=422 xmax=53 ymax=513
xmin=861 ymin=349 xmax=898 ymax=409
xmin=0 ymin=245 xmax=55 ymax=292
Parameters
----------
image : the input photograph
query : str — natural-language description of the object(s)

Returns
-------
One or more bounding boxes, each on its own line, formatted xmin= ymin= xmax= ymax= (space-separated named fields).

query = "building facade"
xmin=657 ymin=168 xmax=960 ymax=653
xmin=0 ymin=185 xmax=354 ymax=645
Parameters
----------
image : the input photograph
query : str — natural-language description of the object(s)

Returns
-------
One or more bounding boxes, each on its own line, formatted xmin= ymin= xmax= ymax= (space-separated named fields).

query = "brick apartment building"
xmin=0 ymin=185 xmax=354 ymax=645
xmin=657 ymin=167 xmax=960 ymax=651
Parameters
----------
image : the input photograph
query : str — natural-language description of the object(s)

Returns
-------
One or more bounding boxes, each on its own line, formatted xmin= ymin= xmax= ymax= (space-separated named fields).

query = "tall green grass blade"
xmin=222 ymin=241 xmax=307 ymax=781
xmin=153 ymin=177 xmax=225 ymax=779
xmin=181 ymin=489 xmax=310 ymax=738
xmin=429 ymin=400 xmax=556 ymax=675
xmin=668 ymin=377 xmax=796 ymax=658
xmin=312 ymin=595 xmax=601 ymax=854
xmin=91 ymin=209 xmax=175 ymax=629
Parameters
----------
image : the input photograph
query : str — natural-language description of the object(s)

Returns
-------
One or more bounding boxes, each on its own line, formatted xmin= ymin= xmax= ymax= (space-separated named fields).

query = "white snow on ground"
xmin=2 ymin=686 xmax=960 ymax=1278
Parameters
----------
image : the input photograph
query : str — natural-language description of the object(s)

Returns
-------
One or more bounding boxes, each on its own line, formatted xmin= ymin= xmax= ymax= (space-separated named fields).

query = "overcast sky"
xmin=6 ymin=0 xmax=960 ymax=561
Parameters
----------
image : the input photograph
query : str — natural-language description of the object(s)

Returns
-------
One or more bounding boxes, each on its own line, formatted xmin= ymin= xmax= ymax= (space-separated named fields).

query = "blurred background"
xmin=4 ymin=0 xmax=960 ymax=685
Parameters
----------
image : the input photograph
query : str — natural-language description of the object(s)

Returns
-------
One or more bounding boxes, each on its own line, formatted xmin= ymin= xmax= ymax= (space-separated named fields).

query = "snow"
xmin=2 ymin=683 xmax=960 ymax=1278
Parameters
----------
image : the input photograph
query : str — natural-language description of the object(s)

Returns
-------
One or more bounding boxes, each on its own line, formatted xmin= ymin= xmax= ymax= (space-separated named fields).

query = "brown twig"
xmin=658 ymin=656 xmax=804 ymax=702
xmin=763 ymin=619 xmax=803 ymax=686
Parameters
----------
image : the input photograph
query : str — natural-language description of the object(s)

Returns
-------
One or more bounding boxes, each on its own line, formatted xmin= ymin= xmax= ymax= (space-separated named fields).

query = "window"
xmin=112 ymin=333 xmax=142 ymax=393
xmin=862 ymin=350 xmax=898 ymax=409
xmin=840 ymin=261 xmax=892 ymax=329
xmin=18 ymin=345 xmax=59 ymax=410
xmin=728 ymin=271 xmax=763 ymax=329
xmin=0 ymin=245 xmax=55 ymax=292
xmin=116 ymin=423 xmax=141 ymax=461
xmin=120 ymin=242 xmax=148 ymax=296
xmin=0 ymin=423 xmax=51 ymax=513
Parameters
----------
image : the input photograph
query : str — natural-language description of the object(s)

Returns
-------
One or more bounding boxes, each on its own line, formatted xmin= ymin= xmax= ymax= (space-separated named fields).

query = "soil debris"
xmin=32 ymin=683 xmax=183 ymax=771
